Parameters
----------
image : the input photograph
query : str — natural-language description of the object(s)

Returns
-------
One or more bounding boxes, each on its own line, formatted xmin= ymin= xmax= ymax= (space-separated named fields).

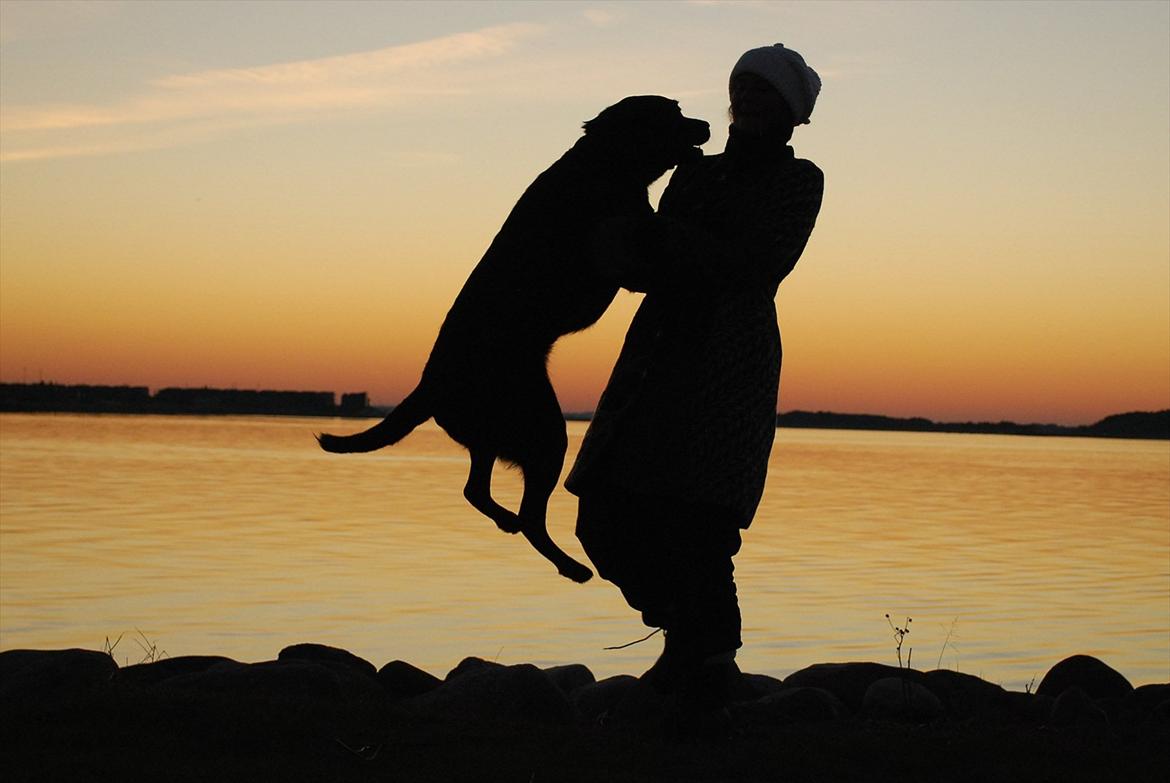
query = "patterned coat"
xmin=565 ymin=128 xmax=824 ymax=528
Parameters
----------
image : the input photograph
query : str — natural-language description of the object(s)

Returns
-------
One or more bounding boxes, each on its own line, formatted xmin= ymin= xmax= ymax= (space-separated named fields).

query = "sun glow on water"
xmin=1 ymin=414 xmax=1166 ymax=686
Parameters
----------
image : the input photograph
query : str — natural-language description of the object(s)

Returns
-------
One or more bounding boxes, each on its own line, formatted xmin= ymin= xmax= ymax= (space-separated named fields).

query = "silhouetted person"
xmin=566 ymin=44 xmax=824 ymax=722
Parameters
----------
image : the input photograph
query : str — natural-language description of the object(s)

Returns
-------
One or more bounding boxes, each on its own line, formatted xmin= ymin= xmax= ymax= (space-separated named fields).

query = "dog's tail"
xmin=317 ymin=387 xmax=430 ymax=453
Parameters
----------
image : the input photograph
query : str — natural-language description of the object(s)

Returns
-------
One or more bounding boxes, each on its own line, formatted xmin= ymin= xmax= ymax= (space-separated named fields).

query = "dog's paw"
xmin=492 ymin=512 xmax=523 ymax=535
xmin=559 ymin=560 xmax=594 ymax=584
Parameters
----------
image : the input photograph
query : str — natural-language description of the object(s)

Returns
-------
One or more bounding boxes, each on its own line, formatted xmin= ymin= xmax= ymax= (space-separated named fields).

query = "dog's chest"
xmin=538 ymin=272 xmax=619 ymax=336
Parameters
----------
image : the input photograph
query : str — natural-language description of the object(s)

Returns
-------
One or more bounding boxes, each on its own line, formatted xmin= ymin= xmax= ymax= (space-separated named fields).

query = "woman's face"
xmin=729 ymin=72 xmax=794 ymax=134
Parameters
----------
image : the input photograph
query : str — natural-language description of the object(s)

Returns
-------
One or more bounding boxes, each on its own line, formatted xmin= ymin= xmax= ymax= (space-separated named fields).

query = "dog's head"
xmin=582 ymin=96 xmax=710 ymax=183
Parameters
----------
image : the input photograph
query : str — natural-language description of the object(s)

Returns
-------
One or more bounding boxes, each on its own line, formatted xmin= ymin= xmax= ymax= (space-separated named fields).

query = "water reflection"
xmin=1 ymin=413 xmax=1166 ymax=686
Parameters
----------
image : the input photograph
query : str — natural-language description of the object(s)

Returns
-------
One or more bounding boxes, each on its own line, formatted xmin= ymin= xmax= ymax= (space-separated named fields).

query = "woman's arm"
xmin=603 ymin=161 xmax=824 ymax=294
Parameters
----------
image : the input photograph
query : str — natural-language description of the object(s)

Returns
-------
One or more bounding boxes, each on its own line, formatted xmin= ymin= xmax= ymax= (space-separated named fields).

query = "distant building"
xmin=0 ymin=383 xmax=339 ymax=417
xmin=339 ymin=392 xmax=369 ymax=416
xmin=152 ymin=387 xmax=336 ymax=416
xmin=0 ymin=383 xmax=151 ymax=413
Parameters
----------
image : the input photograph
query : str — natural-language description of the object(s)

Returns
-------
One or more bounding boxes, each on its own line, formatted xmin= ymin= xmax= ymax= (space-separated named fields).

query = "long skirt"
xmin=575 ymin=484 xmax=743 ymax=658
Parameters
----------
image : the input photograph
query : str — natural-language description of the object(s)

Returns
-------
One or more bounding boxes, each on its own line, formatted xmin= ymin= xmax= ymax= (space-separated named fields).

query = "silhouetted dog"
xmin=319 ymin=96 xmax=710 ymax=583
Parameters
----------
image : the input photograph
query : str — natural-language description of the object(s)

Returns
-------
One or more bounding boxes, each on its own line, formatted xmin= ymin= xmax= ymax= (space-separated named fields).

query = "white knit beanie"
xmin=730 ymin=43 xmax=821 ymax=125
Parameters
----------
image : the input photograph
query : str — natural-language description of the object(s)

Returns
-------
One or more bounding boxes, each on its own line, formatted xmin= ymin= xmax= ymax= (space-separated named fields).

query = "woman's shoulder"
xmin=779 ymin=156 xmax=824 ymax=203
xmin=789 ymin=155 xmax=823 ymax=182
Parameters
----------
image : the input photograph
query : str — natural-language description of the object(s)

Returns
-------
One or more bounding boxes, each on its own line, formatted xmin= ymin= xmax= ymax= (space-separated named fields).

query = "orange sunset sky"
xmin=1 ymin=0 xmax=1167 ymax=425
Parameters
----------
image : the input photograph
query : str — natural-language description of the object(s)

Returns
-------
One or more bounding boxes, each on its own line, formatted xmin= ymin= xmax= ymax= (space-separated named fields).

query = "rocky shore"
xmin=2 ymin=646 xmax=1167 ymax=782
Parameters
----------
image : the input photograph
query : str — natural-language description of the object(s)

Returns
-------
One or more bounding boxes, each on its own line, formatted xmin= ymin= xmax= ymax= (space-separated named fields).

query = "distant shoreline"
xmin=770 ymin=409 xmax=1169 ymax=440
xmin=2 ymin=382 xmax=1167 ymax=439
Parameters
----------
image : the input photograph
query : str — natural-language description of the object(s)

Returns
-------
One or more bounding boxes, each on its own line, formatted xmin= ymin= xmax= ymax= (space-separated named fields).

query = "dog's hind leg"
xmin=514 ymin=408 xmax=594 ymax=584
xmin=464 ymin=448 xmax=523 ymax=534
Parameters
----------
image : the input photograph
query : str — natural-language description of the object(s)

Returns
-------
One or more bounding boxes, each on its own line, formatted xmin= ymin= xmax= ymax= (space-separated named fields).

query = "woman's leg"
xmin=666 ymin=509 xmax=743 ymax=659
xmin=576 ymin=487 xmax=743 ymax=692
xmin=576 ymin=488 xmax=674 ymax=627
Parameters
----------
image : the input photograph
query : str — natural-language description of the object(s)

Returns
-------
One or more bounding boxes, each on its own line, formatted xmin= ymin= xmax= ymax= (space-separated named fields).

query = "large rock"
xmin=0 ymin=649 xmax=117 ymax=700
xmin=738 ymin=686 xmax=847 ymax=723
xmin=543 ymin=663 xmax=595 ymax=695
xmin=116 ymin=655 xmax=239 ymax=686
xmin=162 ymin=659 xmax=379 ymax=702
xmin=603 ymin=677 xmax=676 ymax=726
xmin=412 ymin=662 xmax=575 ymax=726
xmin=378 ymin=659 xmax=442 ymax=698
xmin=732 ymin=672 xmax=786 ymax=702
xmin=278 ymin=643 xmax=378 ymax=681
xmin=1001 ymin=690 xmax=1055 ymax=724
xmin=1154 ymin=700 xmax=1170 ymax=723
xmin=1095 ymin=683 xmax=1170 ymax=725
xmin=922 ymin=669 xmax=1012 ymax=719
xmin=1131 ymin=683 xmax=1170 ymax=720
xmin=1036 ymin=655 xmax=1133 ymax=700
xmin=570 ymin=674 xmax=639 ymax=724
xmin=445 ymin=656 xmax=505 ymax=681
xmin=784 ymin=662 xmax=922 ymax=713
xmin=863 ymin=677 xmax=944 ymax=722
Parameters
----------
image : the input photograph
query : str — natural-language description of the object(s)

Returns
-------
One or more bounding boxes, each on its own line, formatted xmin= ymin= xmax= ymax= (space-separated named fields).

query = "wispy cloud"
xmin=0 ymin=0 xmax=127 ymax=45
xmin=1 ymin=23 xmax=544 ymax=161
xmin=684 ymin=0 xmax=769 ymax=6
xmin=582 ymin=7 xmax=624 ymax=27
xmin=0 ymin=113 xmax=320 ymax=162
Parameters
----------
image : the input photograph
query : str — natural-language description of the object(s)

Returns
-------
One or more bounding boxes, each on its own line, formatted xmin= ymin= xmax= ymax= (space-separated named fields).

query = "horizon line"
xmin=1 ymin=380 xmax=1166 ymax=432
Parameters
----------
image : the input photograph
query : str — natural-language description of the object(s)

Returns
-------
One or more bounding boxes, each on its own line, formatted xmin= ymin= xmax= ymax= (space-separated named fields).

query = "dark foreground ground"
xmin=2 ymin=646 xmax=1167 ymax=783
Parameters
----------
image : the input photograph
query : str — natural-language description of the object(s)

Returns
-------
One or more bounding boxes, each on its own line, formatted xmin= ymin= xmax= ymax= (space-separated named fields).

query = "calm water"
xmin=1 ymin=413 xmax=1167 ymax=686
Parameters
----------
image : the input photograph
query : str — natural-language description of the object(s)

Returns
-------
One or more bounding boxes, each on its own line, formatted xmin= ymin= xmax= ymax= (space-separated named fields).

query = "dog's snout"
xmin=687 ymin=117 xmax=711 ymax=145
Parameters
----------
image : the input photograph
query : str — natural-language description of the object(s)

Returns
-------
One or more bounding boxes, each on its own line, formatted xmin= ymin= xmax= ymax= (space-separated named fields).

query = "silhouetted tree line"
xmin=0 ymin=383 xmax=370 ymax=417
xmin=1 ymin=383 xmax=1164 ymax=438
xmin=774 ymin=410 xmax=1169 ymax=439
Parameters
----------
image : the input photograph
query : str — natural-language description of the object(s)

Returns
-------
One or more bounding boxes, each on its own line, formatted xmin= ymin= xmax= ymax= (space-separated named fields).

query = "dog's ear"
xmin=583 ymin=96 xmax=681 ymax=139
xmin=581 ymin=98 xmax=628 ymax=135
xmin=581 ymin=108 xmax=615 ymax=137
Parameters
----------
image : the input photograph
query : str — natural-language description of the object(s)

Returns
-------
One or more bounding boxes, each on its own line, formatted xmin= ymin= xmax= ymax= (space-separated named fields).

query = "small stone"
xmin=742 ymin=686 xmax=847 ymax=722
xmin=863 ymin=677 xmax=944 ymax=722
xmin=414 ymin=662 xmax=574 ymax=726
xmin=1049 ymin=685 xmax=1108 ymax=727
xmin=378 ymin=659 xmax=442 ymax=698
xmin=1095 ymin=695 xmax=1127 ymax=723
